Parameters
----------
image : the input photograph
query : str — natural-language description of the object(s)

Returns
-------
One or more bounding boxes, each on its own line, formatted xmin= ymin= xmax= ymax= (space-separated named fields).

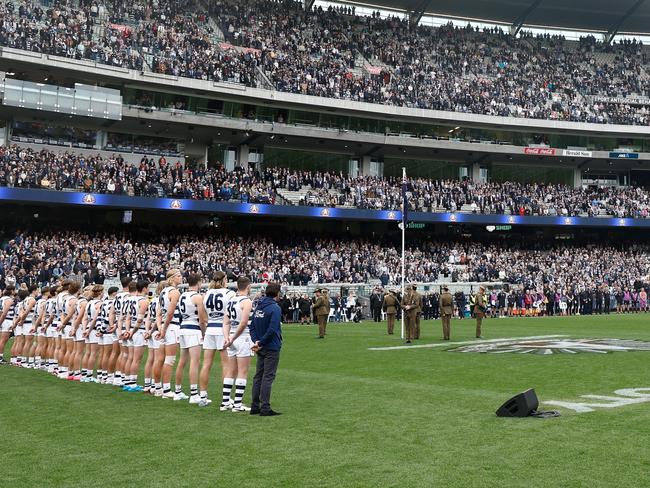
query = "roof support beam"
xmin=304 ymin=0 xmax=315 ymax=11
xmin=604 ymin=0 xmax=647 ymax=44
xmin=510 ymin=0 xmax=544 ymax=36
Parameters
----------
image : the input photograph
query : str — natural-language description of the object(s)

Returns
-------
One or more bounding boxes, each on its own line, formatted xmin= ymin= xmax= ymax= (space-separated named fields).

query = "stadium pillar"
xmin=573 ymin=167 xmax=582 ymax=188
xmin=471 ymin=162 xmax=481 ymax=182
xmin=96 ymin=130 xmax=107 ymax=149
xmin=238 ymin=145 xmax=250 ymax=169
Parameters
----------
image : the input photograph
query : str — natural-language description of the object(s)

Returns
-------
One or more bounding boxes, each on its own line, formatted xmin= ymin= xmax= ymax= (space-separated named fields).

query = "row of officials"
xmin=384 ymin=285 xmax=487 ymax=343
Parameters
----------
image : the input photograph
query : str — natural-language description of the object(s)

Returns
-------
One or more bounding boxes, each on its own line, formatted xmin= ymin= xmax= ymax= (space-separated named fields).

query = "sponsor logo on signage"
xmin=609 ymin=152 xmax=639 ymax=159
xmin=320 ymin=208 xmax=330 ymax=217
xmin=448 ymin=338 xmax=650 ymax=355
xmin=82 ymin=194 xmax=96 ymax=204
xmin=593 ymin=95 xmax=650 ymax=106
xmin=562 ymin=149 xmax=593 ymax=157
xmin=249 ymin=205 xmax=259 ymax=214
xmin=449 ymin=214 xmax=457 ymax=222
xmin=170 ymin=200 xmax=182 ymax=209
xmin=387 ymin=211 xmax=397 ymax=220
xmin=524 ymin=147 xmax=556 ymax=156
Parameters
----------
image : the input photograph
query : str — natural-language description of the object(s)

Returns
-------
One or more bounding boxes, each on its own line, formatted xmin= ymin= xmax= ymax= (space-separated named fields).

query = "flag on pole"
xmin=402 ymin=170 xmax=408 ymax=226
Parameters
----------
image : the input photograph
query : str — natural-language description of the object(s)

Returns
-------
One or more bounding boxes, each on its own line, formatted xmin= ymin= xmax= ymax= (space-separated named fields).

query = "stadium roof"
xmin=358 ymin=0 xmax=650 ymax=35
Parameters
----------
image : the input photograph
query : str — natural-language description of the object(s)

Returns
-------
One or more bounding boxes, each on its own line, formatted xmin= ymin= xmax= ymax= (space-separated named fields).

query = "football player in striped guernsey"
xmin=69 ymin=287 xmax=92 ymax=381
xmin=122 ymin=280 xmax=150 ymax=392
xmin=10 ymin=288 xmax=29 ymax=366
xmin=177 ymin=273 xmax=208 ymax=404
xmin=199 ymin=271 xmax=235 ymax=407
xmin=111 ymin=277 xmax=133 ymax=386
xmin=156 ymin=269 xmax=183 ymax=399
xmin=144 ymin=282 xmax=165 ymax=396
xmin=0 ymin=285 xmax=17 ymax=364
xmin=54 ymin=281 xmax=72 ymax=376
xmin=31 ymin=286 xmax=50 ymax=369
xmin=57 ymin=281 xmax=79 ymax=378
xmin=18 ymin=285 xmax=38 ymax=368
xmin=97 ymin=287 xmax=118 ymax=384
xmin=43 ymin=286 xmax=60 ymax=372
xmin=80 ymin=285 xmax=104 ymax=383
xmin=222 ymin=277 xmax=254 ymax=412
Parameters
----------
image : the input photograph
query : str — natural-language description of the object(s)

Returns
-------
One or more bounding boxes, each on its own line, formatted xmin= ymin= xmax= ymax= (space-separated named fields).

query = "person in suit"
xmin=382 ymin=290 xmax=400 ymax=335
xmin=370 ymin=288 xmax=383 ymax=322
xmin=312 ymin=289 xmax=330 ymax=339
xmin=402 ymin=285 xmax=418 ymax=344
xmin=440 ymin=286 xmax=453 ymax=340
xmin=474 ymin=286 xmax=487 ymax=338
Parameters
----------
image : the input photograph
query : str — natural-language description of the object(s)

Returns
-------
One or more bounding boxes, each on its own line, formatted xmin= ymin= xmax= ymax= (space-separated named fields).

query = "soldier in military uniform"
xmin=402 ymin=285 xmax=418 ymax=344
xmin=413 ymin=285 xmax=423 ymax=340
xmin=474 ymin=286 xmax=487 ymax=338
xmin=440 ymin=286 xmax=453 ymax=340
xmin=382 ymin=290 xmax=400 ymax=335
xmin=312 ymin=289 xmax=330 ymax=339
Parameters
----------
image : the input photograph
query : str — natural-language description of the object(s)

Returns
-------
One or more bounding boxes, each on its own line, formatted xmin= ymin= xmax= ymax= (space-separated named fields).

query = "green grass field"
xmin=3 ymin=315 xmax=650 ymax=487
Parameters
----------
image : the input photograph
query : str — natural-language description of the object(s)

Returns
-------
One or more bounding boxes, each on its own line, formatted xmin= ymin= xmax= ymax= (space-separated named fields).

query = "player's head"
xmin=92 ymin=285 xmax=104 ymax=298
xmin=17 ymin=288 xmax=29 ymax=301
xmin=210 ymin=271 xmax=227 ymax=289
xmin=3 ymin=285 xmax=15 ymax=297
xmin=166 ymin=269 xmax=182 ymax=286
xmin=61 ymin=280 xmax=71 ymax=291
xmin=121 ymin=276 xmax=133 ymax=289
xmin=155 ymin=281 xmax=166 ymax=295
xmin=107 ymin=286 xmax=119 ymax=298
xmin=68 ymin=281 xmax=81 ymax=295
xmin=41 ymin=286 xmax=50 ymax=298
xmin=187 ymin=274 xmax=201 ymax=288
xmin=136 ymin=280 xmax=149 ymax=294
xmin=265 ymin=282 xmax=281 ymax=300
xmin=237 ymin=276 xmax=251 ymax=294
xmin=28 ymin=284 xmax=38 ymax=296
xmin=128 ymin=281 xmax=137 ymax=293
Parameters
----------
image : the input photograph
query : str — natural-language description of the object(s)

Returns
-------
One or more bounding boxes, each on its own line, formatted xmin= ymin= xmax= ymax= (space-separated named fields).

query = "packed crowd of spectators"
xmin=1 ymin=229 xmax=649 ymax=313
xmin=3 ymin=0 xmax=650 ymax=125
xmin=4 ymin=145 xmax=650 ymax=217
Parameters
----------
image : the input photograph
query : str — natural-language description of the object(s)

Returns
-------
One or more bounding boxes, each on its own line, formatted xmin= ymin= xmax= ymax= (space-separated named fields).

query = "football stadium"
xmin=3 ymin=0 xmax=650 ymax=486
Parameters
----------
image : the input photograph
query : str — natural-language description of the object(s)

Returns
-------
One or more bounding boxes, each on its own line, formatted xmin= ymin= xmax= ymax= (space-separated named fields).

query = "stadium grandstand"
xmin=2 ymin=1 xmax=650 ymax=486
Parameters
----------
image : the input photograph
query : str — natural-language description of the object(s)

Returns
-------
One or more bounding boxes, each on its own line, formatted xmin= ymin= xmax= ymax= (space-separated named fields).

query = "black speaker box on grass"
xmin=496 ymin=388 xmax=539 ymax=417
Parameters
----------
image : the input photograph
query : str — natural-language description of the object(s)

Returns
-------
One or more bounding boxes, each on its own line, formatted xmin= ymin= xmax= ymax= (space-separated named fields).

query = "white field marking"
xmin=545 ymin=388 xmax=650 ymax=414
xmin=368 ymin=335 xmax=568 ymax=351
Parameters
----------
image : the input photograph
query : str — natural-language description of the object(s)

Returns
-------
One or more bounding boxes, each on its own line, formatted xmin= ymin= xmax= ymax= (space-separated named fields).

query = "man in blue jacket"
xmin=250 ymin=282 xmax=283 ymax=416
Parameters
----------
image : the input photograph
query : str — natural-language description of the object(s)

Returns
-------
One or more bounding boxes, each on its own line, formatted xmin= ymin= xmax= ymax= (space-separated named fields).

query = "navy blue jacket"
xmin=250 ymin=296 xmax=283 ymax=351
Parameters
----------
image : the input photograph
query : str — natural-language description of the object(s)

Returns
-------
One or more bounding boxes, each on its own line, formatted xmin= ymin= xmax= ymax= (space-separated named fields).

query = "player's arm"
xmin=71 ymin=301 xmax=86 ymax=334
xmin=230 ymin=298 xmax=252 ymax=342
xmin=33 ymin=301 xmax=46 ymax=333
xmin=106 ymin=304 xmax=116 ymax=333
xmin=130 ymin=299 xmax=148 ymax=337
xmin=222 ymin=302 xmax=232 ymax=338
xmin=85 ymin=302 xmax=101 ymax=337
xmin=0 ymin=300 xmax=11 ymax=324
xmin=62 ymin=297 xmax=77 ymax=328
xmin=144 ymin=305 xmax=153 ymax=339
xmin=155 ymin=302 xmax=163 ymax=339
xmin=195 ymin=294 xmax=207 ymax=335
xmin=160 ymin=289 xmax=180 ymax=337
xmin=122 ymin=303 xmax=133 ymax=338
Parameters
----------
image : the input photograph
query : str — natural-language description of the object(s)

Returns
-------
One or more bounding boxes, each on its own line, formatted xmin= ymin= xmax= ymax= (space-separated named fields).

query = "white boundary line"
xmin=368 ymin=335 xmax=569 ymax=351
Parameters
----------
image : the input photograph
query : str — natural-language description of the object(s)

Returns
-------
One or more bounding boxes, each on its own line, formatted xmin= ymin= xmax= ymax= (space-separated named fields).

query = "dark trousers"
xmin=373 ymin=307 xmax=382 ymax=322
xmin=251 ymin=349 xmax=280 ymax=414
